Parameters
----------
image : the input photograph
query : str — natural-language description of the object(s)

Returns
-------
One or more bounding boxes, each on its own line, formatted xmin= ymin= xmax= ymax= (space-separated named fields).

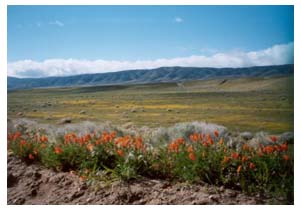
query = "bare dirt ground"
xmin=7 ymin=155 xmax=283 ymax=205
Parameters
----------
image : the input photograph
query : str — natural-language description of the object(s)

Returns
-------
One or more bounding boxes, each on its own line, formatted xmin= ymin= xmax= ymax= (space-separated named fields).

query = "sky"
xmin=7 ymin=5 xmax=294 ymax=78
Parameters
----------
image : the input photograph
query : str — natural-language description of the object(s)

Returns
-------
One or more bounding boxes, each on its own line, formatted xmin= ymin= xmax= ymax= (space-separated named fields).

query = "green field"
xmin=7 ymin=76 xmax=294 ymax=134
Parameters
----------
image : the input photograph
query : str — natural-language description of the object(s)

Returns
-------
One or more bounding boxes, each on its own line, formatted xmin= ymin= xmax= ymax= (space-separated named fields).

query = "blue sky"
xmin=7 ymin=5 xmax=294 ymax=77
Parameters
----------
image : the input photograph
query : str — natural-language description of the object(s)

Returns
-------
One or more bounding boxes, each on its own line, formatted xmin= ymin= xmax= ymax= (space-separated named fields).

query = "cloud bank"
xmin=8 ymin=42 xmax=293 ymax=78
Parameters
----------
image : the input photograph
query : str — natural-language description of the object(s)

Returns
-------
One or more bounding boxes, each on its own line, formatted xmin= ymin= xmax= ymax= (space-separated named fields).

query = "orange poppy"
xmin=20 ymin=140 xmax=27 ymax=146
xmin=189 ymin=133 xmax=199 ymax=142
xmin=280 ymin=143 xmax=288 ymax=152
xmin=263 ymin=145 xmax=274 ymax=154
xmin=110 ymin=131 xmax=117 ymax=139
xmin=187 ymin=145 xmax=194 ymax=153
xmin=84 ymin=134 xmax=91 ymax=142
xmin=189 ymin=152 xmax=196 ymax=161
xmin=28 ymin=153 xmax=34 ymax=160
xmin=13 ymin=131 xmax=22 ymax=140
xmin=274 ymin=145 xmax=281 ymax=152
xmin=283 ymin=155 xmax=289 ymax=161
xmin=117 ymin=149 xmax=124 ymax=157
xmin=237 ymin=165 xmax=242 ymax=174
xmin=241 ymin=156 xmax=249 ymax=163
xmin=206 ymin=134 xmax=214 ymax=145
xmin=54 ymin=146 xmax=63 ymax=154
xmin=214 ymin=130 xmax=219 ymax=138
xmin=134 ymin=137 xmax=143 ymax=150
xmin=231 ymin=152 xmax=239 ymax=159
xmin=249 ymin=162 xmax=256 ymax=170
xmin=222 ymin=156 xmax=231 ymax=164
xmin=270 ymin=136 xmax=278 ymax=143
xmin=86 ymin=143 xmax=94 ymax=151
xmin=40 ymin=135 xmax=48 ymax=143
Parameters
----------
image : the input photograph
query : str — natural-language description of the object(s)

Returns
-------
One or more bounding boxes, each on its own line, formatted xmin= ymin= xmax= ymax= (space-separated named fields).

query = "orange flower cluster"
xmin=260 ymin=143 xmax=288 ymax=155
xmin=168 ymin=138 xmax=185 ymax=153
xmin=7 ymin=131 xmax=22 ymax=141
xmin=64 ymin=133 xmax=92 ymax=146
xmin=115 ymin=136 xmax=131 ymax=148
xmin=54 ymin=146 xmax=63 ymax=154
xmin=40 ymin=135 xmax=48 ymax=143
xmin=186 ymin=145 xmax=196 ymax=161
xmin=95 ymin=131 xmax=116 ymax=145
xmin=114 ymin=136 xmax=144 ymax=150
xmin=117 ymin=149 xmax=125 ymax=157
xmin=63 ymin=132 xmax=116 ymax=153
xmin=231 ymin=152 xmax=239 ymax=159
xmin=189 ymin=152 xmax=196 ymax=161
xmin=189 ymin=132 xmax=221 ymax=147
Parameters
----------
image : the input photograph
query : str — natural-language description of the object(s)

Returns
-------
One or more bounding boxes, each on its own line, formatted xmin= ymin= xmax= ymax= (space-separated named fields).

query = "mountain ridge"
xmin=8 ymin=64 xmax=294 ymax=90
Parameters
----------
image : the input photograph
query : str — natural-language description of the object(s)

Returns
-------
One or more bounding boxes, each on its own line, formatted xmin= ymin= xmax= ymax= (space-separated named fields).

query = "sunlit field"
xmin=8 ymin=76 xmax=293 ymax=134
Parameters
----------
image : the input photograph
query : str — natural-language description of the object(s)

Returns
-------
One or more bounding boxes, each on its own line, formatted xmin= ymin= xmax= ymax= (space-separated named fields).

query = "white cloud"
xmin=174 ymin=17 xmax=183 ymax=23
xmin=7 ymin=42 xmax=293 ymax=78
xmin=49 ymin=20 xmax=64 ymax=27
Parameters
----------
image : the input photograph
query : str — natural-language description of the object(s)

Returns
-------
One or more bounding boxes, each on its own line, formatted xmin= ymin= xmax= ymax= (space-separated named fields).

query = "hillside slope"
xmin=7 ymin=64 xmax=293 ymax=90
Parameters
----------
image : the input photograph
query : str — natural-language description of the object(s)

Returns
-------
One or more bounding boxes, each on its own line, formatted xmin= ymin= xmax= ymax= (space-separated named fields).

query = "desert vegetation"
xmin=7 ymin=76 xmax=294 ymax=204
xmin=7 ymin=119 xmax=293 ymax=204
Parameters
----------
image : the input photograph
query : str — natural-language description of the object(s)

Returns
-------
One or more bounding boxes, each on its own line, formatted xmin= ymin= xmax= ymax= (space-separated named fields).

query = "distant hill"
xmin=7 ymin=64 xmax=293 ymax=90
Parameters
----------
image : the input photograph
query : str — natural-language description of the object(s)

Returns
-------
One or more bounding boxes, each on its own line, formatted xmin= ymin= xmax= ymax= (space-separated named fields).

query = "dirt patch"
xmin=7 ymin=155 xmax=283 ymax=205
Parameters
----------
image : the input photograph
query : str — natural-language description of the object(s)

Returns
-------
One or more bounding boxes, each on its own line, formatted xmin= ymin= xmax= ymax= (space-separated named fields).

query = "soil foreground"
xmin=7 ymin=155 xmax=287 ymax=205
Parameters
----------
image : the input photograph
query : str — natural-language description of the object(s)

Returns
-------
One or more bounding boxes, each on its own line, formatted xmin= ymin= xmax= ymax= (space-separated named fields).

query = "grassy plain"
xmin=7 ymin=76 xmax=293 ymax=134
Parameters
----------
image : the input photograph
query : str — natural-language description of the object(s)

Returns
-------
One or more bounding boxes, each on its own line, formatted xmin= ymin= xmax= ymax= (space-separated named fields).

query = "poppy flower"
xmin=214 ymin=130 xmax=219 ymax=138
xmin=54 ymin=146 xmax=63 ymax=154
xmin=189 ymin=133 xmax=198 ymax=142
xmin=40 ymin=135 xmax=48 ymax=143
xmin=222 ymin=156 xmax=230 ymax=164
xmin=187 ymin=145 xmax=194 ymax=153
xmin=280 ymin=143 xmax=288 ymax=152
xmin=189 ymin=152 xmax=196 ymax=161
xmin=249 ymin=162 xmax=256 ymax=170
xmin=20 ymin=140 xmax=27 ymax=146
xmin=231 ymin=152 xmax=239 ymax=159
xmin=117 ymin=149 xmax=124 ymax=157
xmin=263 ymin=145 xmax=274 ymax=154
xmin=86 ymin=143 xmax=94 ymax=151
xmin=270 ymin=136 xmax=278 ymax=143
xmin=241 ymin=156 xmax=249 ymax=163
xmin=28 ymin=154 xmax=34 ymax=160
xmin=13 ymin=131 xmax=22 ymax=140
xmin=237 ymin=165 xmax=242 ymax=174
xmin=283 ymin=155 xmax=289 ymax=161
